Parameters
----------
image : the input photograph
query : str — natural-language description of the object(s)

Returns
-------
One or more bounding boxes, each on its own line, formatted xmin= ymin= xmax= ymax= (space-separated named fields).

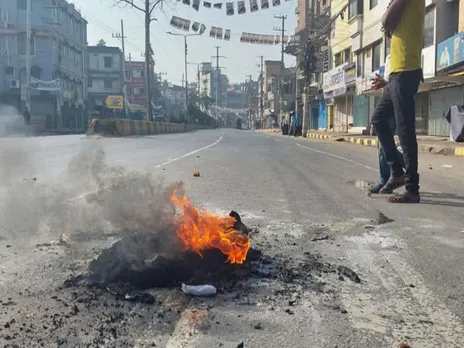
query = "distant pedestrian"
xmin=370 ymin=0 xmax=424 ymax=203
xmin=294 ymin=112 xmax=301 ymax=137
xmin=289 ymin=114 xmax=295 ymax=136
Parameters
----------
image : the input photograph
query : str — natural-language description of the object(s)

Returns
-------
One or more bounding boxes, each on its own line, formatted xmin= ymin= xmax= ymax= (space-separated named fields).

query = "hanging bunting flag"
xmin=203 ymin=1 xmax=212 ymax=7
xmin=272 ymin=0 xmax=281 ymax=6
xmin=226 ymin=2 xmax=234 ymax=15
xmin=199 ymin=24 xmax=207 ymax=34
xmin=249 ymin=0 xmax=258 ymax=12
xmin=224 ymin=29 xmax=231 ymax=40
xmin=192 ymin=22 xmax=200 ymax=32
xmin=192 ymin=0 xmax=200 ymax=10
xmin=237 ymin=0 xmax=246 ymax=14
xmin=209 ymin=27 xmax=216 ymax=38
xmin=283 ymin=35 xmax=288 ymax=43
xmin=170 ymin=16 xmax=183 ymax=30
xmin=216 ymin=27 xmax=223 ymax=39
xmin=238 ymin=32 xmax=282 ymax=45
xmin=214 ymin=3 xmax=222 ymax=9
xmin=182 ymin=0 xmax=191 ymax=5
xmin=261 ymin=0 xmax=269 ymax=9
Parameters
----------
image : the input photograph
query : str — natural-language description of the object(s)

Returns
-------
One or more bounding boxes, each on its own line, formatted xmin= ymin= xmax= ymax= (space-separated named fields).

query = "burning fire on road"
xmin=87 ymin=190 xmax=256 ymax=290
xmin=170 ymin=190 xmax=250 ymax=264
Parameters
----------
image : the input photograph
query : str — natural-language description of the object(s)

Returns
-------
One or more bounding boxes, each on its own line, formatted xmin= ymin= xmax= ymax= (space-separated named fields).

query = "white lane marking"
xmin=165 ymin=307 xmax=207 ymax=348
xmin=154 ymin=132 xmax=224 ymax=168
xmin=297 ymin=143 xmax=378 ymax=172
xmin=66 ymin=133 xmax=224 ymax=203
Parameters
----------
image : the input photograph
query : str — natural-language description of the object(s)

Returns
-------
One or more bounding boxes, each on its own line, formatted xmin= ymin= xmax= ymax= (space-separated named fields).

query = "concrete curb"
xmin=307 ymin=132 xmax=464 ymax=157
xmin=87 ymin=119 xmax=211 ymax=137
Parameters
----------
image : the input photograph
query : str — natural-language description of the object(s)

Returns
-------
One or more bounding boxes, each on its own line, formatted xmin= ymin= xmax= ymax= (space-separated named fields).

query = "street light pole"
xmin=184 ymin=36 xmax=188 ymax=123
xmin=167 ymin=32 xmax=200 ymax=124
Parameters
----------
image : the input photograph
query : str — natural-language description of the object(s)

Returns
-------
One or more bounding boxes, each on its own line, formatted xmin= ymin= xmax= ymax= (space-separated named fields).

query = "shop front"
xmin=322 ymin=63 xmax=350 ymax=131
xmin=430 ymin=32 xmax=464 ymax=136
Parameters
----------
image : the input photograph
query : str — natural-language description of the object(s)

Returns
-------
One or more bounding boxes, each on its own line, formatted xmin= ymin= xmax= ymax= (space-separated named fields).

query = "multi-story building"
xmin=87 ymin=46 xmax=124 ymax=117
xmin=163 ymin=83 xmax=186 ymax=122
xmin=0 ymin=0 xmax=87 ymax=131
xmin=322 ymin=0 xmax=354 ymax=132
xmin=291 ymin=0 xmax=331 ymax=133
xmin=201 ymin=66 xmax=228 ymax=107
xmin=125 ymin=60 xmax=150 ymax=116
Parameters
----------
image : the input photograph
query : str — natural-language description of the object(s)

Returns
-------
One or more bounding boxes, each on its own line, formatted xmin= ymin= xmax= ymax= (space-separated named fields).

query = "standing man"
xmin=370 ymin=0 xmax=425 ymax=203
xmin=294 ymin=111 xmax=301 ymax=137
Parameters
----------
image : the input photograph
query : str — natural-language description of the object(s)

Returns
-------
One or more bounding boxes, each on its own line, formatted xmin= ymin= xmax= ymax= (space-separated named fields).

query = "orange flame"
xmin=170 ymin=192 xmax=250 ymax=264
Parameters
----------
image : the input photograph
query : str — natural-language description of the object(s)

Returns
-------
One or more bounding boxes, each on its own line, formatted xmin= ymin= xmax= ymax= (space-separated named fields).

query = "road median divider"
xmin=86 ymin=118 xmax=211 ymax=137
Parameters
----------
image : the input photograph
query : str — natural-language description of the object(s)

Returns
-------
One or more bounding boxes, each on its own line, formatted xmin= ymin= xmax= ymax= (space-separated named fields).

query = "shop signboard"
xmin=436 ymin=31 xmax=464 ymax=72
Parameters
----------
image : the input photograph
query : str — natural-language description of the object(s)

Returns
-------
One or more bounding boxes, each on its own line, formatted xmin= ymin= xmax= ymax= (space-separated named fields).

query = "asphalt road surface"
xmin=1 ymin=130 xmax=464 ymax=348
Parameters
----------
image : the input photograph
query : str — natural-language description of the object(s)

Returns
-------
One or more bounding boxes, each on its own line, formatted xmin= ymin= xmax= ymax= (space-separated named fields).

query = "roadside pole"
xmin=25 ymin=0 xmax=31 ymax=113
xmin=121 ymin=20 xmax=129 ymax=118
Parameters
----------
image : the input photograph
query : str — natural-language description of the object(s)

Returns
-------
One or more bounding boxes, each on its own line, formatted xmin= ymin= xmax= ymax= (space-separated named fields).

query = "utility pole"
xmin=246 ymin=74 xmax=252 ymax=130
xmin=118 ymin=0 xmax=163 ymax=121
xmin=212 ymin=46 xmax=226 ymax=110
xmin=273 ymin=14 xmax=287 ymax=67
xmin=144 ymin=0 xmax=152 ymax=121
xmin=274 ymin=14 xmax=286 ymax=126
xmin=113 ymin=20 xmax=128 ymax=117
xmin=25 ymin=0 xmax=31 ymax=113
xmin=184 ymin=36 xmax=188 ymax=120
xmin=258 ymin=55 xmax=264 ymax=130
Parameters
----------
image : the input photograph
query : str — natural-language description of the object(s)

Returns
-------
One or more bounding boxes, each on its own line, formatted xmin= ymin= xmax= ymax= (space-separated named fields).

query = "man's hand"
xmin=371 ymin=74 xmax=387 ymax=90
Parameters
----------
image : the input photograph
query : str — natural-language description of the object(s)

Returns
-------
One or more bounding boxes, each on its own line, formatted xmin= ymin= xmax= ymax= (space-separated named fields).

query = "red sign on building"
xmin=125 ymin=61 xmax=155 ymax=110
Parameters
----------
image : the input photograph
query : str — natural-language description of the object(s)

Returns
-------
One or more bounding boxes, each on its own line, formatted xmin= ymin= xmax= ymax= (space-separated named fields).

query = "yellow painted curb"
xmin=371 ymin=139 xmax=377 ymax=146
xmin=455 ymin=147 xmax=464 ymax=156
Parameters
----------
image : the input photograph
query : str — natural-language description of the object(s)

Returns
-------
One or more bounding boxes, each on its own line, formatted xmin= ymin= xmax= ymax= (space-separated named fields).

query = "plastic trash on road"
xmin=181 ymin=283 xmax=217 ymax=296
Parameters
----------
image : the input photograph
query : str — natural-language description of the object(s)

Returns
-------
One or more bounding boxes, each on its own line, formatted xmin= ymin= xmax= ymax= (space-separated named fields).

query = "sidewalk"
xmin=306 ymin=130 xmax=464 ymax=157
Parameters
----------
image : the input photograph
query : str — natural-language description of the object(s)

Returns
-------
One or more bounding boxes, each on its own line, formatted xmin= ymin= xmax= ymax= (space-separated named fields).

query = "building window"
xmin=372 ymin=41 xmax=381 ymax=71
xmin=132 ymin=69 xmax=145 ymax=78
xmin=356 ymin=52 xmax=363 ymax=77
xmin=16 ymin=32 xmax=35 ymax=55
xmin=334 ymin=52 xmax=342 ymax=67
xmin=104 ymin=57 xmax=113 ymax=68
xmin=370 ymin=0 xmax=378 ymax=10
xmin=423 ymin=7 xmax=435 ymax=48
xmin=348 ymin=0 xmax=363 ymax=20
xmin=344 ymin=48 xmax=351 ymax=63
xmin=17 ymin=0 xmax=27 ymax=10
xmin=88 ymin=78 xmax=93 ymax=88
xmin=104 ymin=78 xmax=113 ymax=88
xmin=31 ymin=65 xmax=41 ymax=79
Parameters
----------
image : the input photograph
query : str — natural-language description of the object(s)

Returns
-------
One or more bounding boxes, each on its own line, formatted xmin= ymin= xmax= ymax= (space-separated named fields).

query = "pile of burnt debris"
xmin=66 ymin=211 xmax=274 ymax=294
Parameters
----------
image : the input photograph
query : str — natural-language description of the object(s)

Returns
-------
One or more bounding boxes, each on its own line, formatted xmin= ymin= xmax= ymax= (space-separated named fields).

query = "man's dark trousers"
xmin=371 ymin=69 xmax=422 ymax=193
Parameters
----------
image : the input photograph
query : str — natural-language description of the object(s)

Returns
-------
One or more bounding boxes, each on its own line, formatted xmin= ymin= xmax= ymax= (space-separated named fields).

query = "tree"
xmin=97 ymin=39 xmax=106 ymax=47
xmin=115 ymin=0 xmax=164 ymax=122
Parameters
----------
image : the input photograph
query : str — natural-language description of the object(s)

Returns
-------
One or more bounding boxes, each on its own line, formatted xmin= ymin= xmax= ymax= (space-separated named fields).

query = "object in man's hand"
xmin=193 ymin=172 xmax=200 ymax=177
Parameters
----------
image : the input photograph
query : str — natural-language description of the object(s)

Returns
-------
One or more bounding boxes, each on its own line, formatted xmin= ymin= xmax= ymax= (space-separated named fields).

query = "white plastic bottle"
xmin=181 ymin=283 xmax=217 ymax=296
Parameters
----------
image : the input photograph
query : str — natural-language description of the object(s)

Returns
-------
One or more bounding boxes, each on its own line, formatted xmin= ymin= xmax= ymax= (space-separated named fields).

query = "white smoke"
xmin=0 ymin=104 xmax=29 ymax=137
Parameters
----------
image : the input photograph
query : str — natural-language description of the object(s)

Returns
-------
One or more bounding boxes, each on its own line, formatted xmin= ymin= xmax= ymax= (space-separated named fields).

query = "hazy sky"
xmin=70 ymin=0 xmax=296 ymax=85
